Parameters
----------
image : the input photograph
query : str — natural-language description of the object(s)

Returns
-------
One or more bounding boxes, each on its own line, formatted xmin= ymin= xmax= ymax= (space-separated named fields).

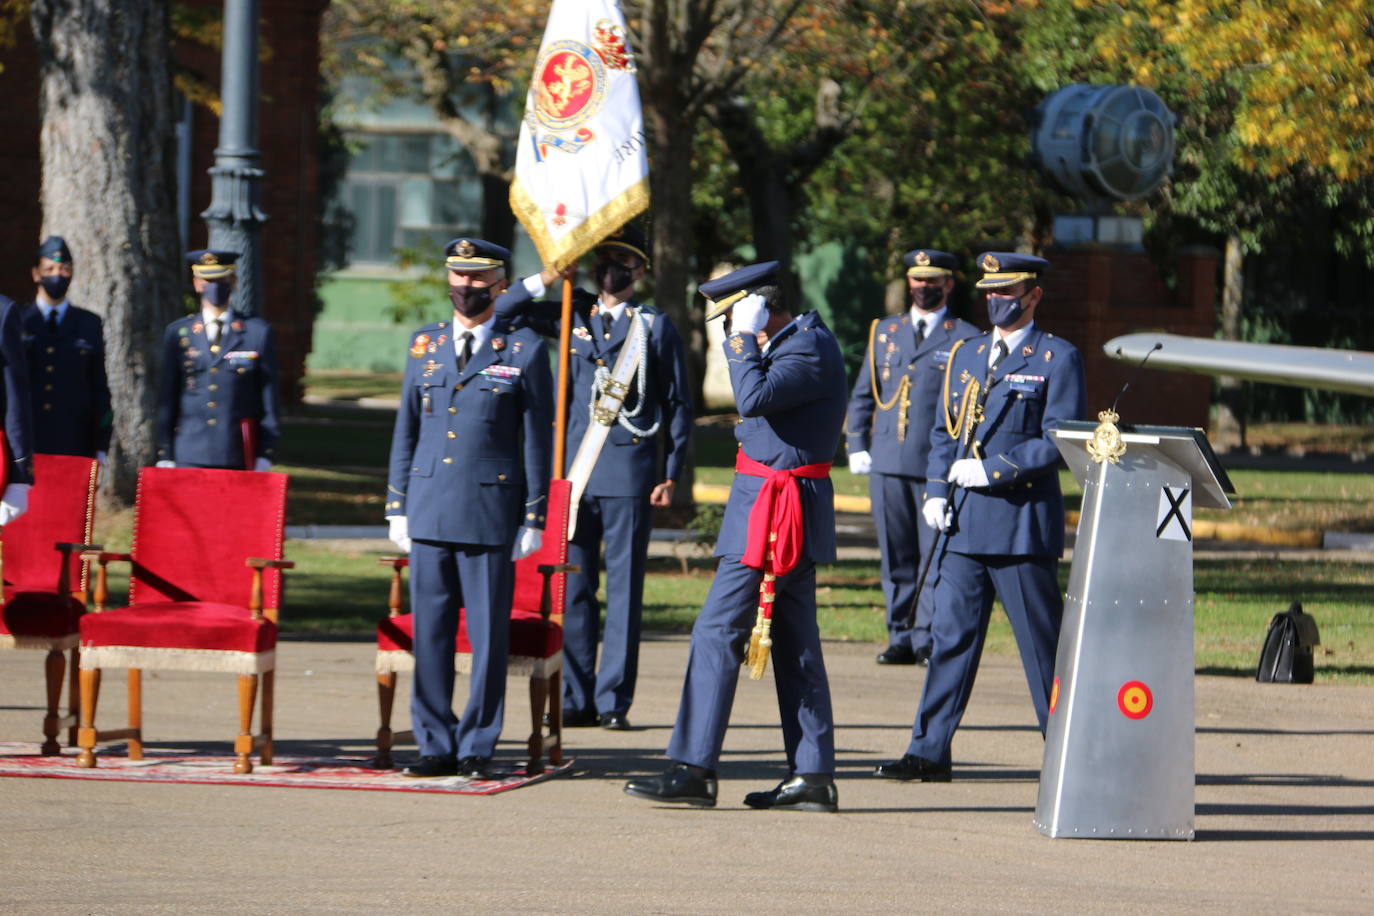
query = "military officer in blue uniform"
xmin=846 ymin=249 xmax=979 ymax=666
xmin=385 ymin=237 xmax=553 ymax=779
xmin=875 ymin=252 xmax=1087 ymax=782
xmin=497 ymin=225 xmax=692 ymax=730
xmin=20 ymin=237 xmax=113 ymax=460
xmin=155 ymin=250 xmax=281 ymax=470
xmin=624 ymin=261 xmax=849 ymax=812
xmin=0 ymin=292 xmax=34 ymax=526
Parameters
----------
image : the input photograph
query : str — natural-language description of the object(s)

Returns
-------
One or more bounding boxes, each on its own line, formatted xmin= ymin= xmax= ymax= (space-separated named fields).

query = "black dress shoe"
xmin=624 ymin=763 xmax=717 ymax=807
xmin=876 ymin=644 xmax=918 ymax=665
xmin=873 ymin=754 xmax=951 ymax=782
xmin=912 ymin=645 xmax=932 ymax=667
xmin=402 ymin=755 xmax=458 ymax=778
xmin=562 ymin=708 xmax=599 ymax=727
xmin=743 ymin=775 xmax=838 ymax=813
xmin=599 ymin=711 xmax=631 ymax=731
xmin=458 ymin=755 xmax=493 ymax=779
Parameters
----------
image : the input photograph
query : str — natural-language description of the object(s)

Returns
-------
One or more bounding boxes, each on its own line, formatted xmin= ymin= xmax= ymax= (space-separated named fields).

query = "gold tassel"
xmin=746 ymin=608 xmax=772 ymax=680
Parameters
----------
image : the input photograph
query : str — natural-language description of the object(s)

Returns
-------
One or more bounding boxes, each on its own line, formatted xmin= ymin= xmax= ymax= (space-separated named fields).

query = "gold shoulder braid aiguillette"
xmin=868 ymin=318 xmax=914 ymax=442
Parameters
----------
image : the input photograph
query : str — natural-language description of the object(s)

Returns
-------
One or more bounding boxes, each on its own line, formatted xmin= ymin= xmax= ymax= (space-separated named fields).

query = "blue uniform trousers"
xmin=563 ymin=494 xmax=651 ymax=717
xmin=870 ymin=472 xmax=936 ymax=652
xmin=408 ymin=539 xmax=512 ymax=760
xmin=667 ymin=556 xmax=835 ymax=774
xmin=906 ymin=549 xmax=1062 ymax=766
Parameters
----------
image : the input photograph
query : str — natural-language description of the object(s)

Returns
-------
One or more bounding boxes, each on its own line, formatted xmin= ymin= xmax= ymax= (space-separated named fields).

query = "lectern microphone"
xmin=1110 ymin=341 xmax=1163 ymax=416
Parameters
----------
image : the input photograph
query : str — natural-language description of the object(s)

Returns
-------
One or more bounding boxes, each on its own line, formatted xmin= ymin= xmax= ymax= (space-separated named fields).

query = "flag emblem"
xmin=534 ymin=41 xmax=607 ymax=134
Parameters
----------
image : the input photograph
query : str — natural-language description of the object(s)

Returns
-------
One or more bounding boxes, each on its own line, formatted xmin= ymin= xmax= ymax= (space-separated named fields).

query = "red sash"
xmin=734 ymin=450 xmax=832 ymax=576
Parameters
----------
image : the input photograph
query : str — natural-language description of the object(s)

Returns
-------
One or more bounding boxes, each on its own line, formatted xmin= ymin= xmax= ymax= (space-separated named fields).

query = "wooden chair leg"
xmin=376 ymin=671 xmax=397 ymax=769
xmin=126 ymin=669 xmax=144 ymax=761
xmin=76 ymin=667 xmax=101 ymax=768
xmin=234 ymin=674 xmax=258 ymax=774
xmin=547 ymin=669 xmax=563 ymax=767
xmin=41 ymin=649 xmax=66 ymax=755
xmin=67 ymin=647 xmax=80 ymax=747
xmin=259 ymin=670 xmax=274 ymax=765
xmin=527 ymin=672 xmax=547 ymax=772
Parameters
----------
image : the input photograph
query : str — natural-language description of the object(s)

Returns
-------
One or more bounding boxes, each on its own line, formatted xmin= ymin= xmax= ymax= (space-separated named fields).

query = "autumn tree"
xmin=30 ymin=0 xmax=182 ymax=503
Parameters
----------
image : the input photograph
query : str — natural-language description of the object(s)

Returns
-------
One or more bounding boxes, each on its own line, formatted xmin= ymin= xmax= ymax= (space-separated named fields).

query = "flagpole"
xmin=553 ymin=276 xmax=574 ymax=479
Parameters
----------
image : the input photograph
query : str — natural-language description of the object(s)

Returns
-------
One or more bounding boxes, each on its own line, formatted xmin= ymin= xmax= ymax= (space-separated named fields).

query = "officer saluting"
xmin=21 ymin=236 xmax=113 ymax=461
xmin=155 ymin=250 xmax=280 ymax=470
xmin=624 ymin=262 xmax=848 ymax=812
xmin=846 ymin=249 xmax=978 ymax=666
xmin=385 ymin=238 xmax=553 ymax=780
xmin=498 ymin=224 xmax=692 ymax=731
xmin=875 ymin=252 xmax=1086 ymax=782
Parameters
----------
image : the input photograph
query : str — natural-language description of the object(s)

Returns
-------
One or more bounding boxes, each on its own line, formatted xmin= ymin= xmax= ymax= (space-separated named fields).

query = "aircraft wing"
xmin=1104 ymin=333 xmax=1374 ymax=398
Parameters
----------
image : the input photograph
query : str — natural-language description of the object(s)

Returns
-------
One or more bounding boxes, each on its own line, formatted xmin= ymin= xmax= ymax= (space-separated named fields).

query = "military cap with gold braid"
xmin=186 ymin=249 xmax=239 ymax=280
xmin=699 ymin=260 xmax=780 ymax=321
xmin=444 ymin=237 xmax=509 ymax=272
xmin=903 ymin=248 xmax=957 ymax=278
xmin=595 ymin=223 xmax=651 ymax=267
xmin=974 ymin=251 xmax=1049 ymax=289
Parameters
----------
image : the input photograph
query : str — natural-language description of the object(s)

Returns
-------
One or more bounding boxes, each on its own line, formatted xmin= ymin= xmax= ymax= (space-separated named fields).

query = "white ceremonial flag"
xmin=510 ymin=0 xmax=649 ymax=269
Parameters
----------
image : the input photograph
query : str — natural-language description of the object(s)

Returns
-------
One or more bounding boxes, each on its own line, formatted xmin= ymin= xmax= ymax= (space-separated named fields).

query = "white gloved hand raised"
xmin=729 ymin=293 xmax=769 ymax=335
xmin=253 ymin=457 xmax=272 ymax=472
xmin=155 ymin=460 xmax=176 ymax=469
xmin=96 ymin=450 xmax=108 ymax=468
xmin=512 ymin=526 xmax=543 ymax=561
xmin=0 ymin=483 xmax=30 ymax=526
xmin=922 ymin=497 xmax=950 ymax=533
xmin=387 ymin=516 xmax=412 ymax=553
xmin=847 ymin=450 xmax=872 ymax=476
xmin=948 ymin=458 xmax=989 ymax=488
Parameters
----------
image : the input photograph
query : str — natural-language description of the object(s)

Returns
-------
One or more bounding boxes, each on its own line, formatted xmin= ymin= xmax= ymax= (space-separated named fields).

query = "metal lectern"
xmin=1034 ymin=415 xmax=1234 ymax=840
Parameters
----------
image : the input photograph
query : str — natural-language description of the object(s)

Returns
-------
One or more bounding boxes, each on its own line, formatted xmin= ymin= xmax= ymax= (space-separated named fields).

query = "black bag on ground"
xmin=1255 ymin=602 xmax=1320 ymax=684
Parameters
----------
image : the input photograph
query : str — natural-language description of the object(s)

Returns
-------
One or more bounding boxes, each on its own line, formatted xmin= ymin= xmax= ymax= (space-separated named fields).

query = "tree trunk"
xmin=1214 ymin=232 xmax=1246 ymax=449
xmin=32 ymin=0 xmax=182 ymax=506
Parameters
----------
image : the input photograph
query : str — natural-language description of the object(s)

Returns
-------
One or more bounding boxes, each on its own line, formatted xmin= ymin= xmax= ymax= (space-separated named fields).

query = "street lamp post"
xmin=201 ymin=0 xmax=267 ymax=315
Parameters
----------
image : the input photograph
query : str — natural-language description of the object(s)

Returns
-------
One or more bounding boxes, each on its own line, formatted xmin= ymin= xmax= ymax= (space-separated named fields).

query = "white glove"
xmin=730 ymin=293 xmax=769 ymax=335
xmin=155 ymin=460 xmax=176 ymax=469
xmin=253 ymin=458 xmax=272 ymax=472
xmin=922 ymin=497 xmax=950 ymax=533
xmin=847 ymin=450 xmax=872 ymax=475
xmin=96 ymin=450 xmax=108 ymax=468
xmin=948 ymin=458 xmax=989 ymax=488
xmin=512 ymin=526 xmax=543 ymax=561
xmin=387 ymin=516 xmax=412 ymax=553
xmin=0 ymin=483 xmax=30 ymax=526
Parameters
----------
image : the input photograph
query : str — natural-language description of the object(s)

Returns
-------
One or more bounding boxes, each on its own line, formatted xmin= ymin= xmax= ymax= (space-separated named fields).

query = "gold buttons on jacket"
xmin=443 ymin=457 xmax=454 ymax=464
xmin=207 ymin=401 xmax=217 ymax=408
xmin=207 ymin=418 xmax=217 ymax=426
xmin=447 ymin=431 xmax=456 ymax=439
xmin=448 ymin=407 xmax=457 ymax=414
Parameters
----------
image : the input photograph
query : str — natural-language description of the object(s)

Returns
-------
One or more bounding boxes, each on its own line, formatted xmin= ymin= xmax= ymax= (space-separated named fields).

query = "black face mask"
xmin=986 ymin=293 xmax=1026 ymax=329
xmin=202 ymin=280 xmax=234 ymax=308
xmin=449 ymin=285 xmax=493 ymax=318
xmin=596 ymin=260 xmax=635 ymax=296
xmin=40 ymin=275 xmax=72 ymax=300
xmin=910 ymin=285 xmax=944 ymax=311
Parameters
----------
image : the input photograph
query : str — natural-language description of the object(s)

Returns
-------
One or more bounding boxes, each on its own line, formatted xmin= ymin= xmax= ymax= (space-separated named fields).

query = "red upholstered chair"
xmin=77 ymin=467 xmax=292 ymax=774
xmin=375 ymin=478 xmax=576 ymax=770
xmin=0 ymin=454 xmax=100 ymax=754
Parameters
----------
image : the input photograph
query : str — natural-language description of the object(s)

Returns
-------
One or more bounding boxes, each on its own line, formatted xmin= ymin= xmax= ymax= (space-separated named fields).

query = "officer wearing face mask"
xmin=874 ymin=251 xmax=1086 ymax=784
xmin=845 ymin=249 xmax=978 ymax=667
xmin=496 ymin=224 xmax=692 ymax=731
xmin=154 ymin=250 xmax=281 ymax=470
xmin=20 ymin=236 xmax=113 ymax=462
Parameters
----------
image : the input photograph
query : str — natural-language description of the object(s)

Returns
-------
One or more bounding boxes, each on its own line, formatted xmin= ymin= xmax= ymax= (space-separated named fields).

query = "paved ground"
xmin=2 ymin=635 xmax=1372 ymax=914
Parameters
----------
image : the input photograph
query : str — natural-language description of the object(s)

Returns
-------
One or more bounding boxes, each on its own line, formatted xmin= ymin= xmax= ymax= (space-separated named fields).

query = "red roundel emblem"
xmin=533 ymin=42 xmax=606 ymax=129
xmin=1049 ymin=676 xmax=1061 ymax=714
xmin=1117 ymin=680 xmax=1153 ymax=720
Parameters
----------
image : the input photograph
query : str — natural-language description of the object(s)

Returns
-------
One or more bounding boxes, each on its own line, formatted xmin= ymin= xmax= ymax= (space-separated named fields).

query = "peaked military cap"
xmin=186 ymin=249 xmax=239 ymax=280
xmin=903 ymin=248 xmax=957 ymax=278
xmin=37 ymin=236 xmax=73 ymax=265
xmin=700 ymin=261 xmax=780 ymax=321
xmin=596 ymin=224 xmax=650 ymax=266
xmin=974 ymin=251 xmax=1049 ymax=289
xmin=444 ymin=237 xmax=509 ymax=272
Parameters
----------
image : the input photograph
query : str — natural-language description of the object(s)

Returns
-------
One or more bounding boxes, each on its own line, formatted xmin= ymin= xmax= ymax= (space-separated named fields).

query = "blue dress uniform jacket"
xmin=156 ymin=310 xmax=281 ymax=468
xmin=903 ymin=324 xmax=1087 ymax=768
xmin=498 ymin=286 xmax=691 ymax=719
xmin=846 ymin=311 xmax=979 ymax=651
xmin=20 ymin=303 xmax=112 ymax=457
xmin=0 ymin=296 xmax=34 ymax=485
xmin=665 ymin=311 xmax=848 ymax=774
